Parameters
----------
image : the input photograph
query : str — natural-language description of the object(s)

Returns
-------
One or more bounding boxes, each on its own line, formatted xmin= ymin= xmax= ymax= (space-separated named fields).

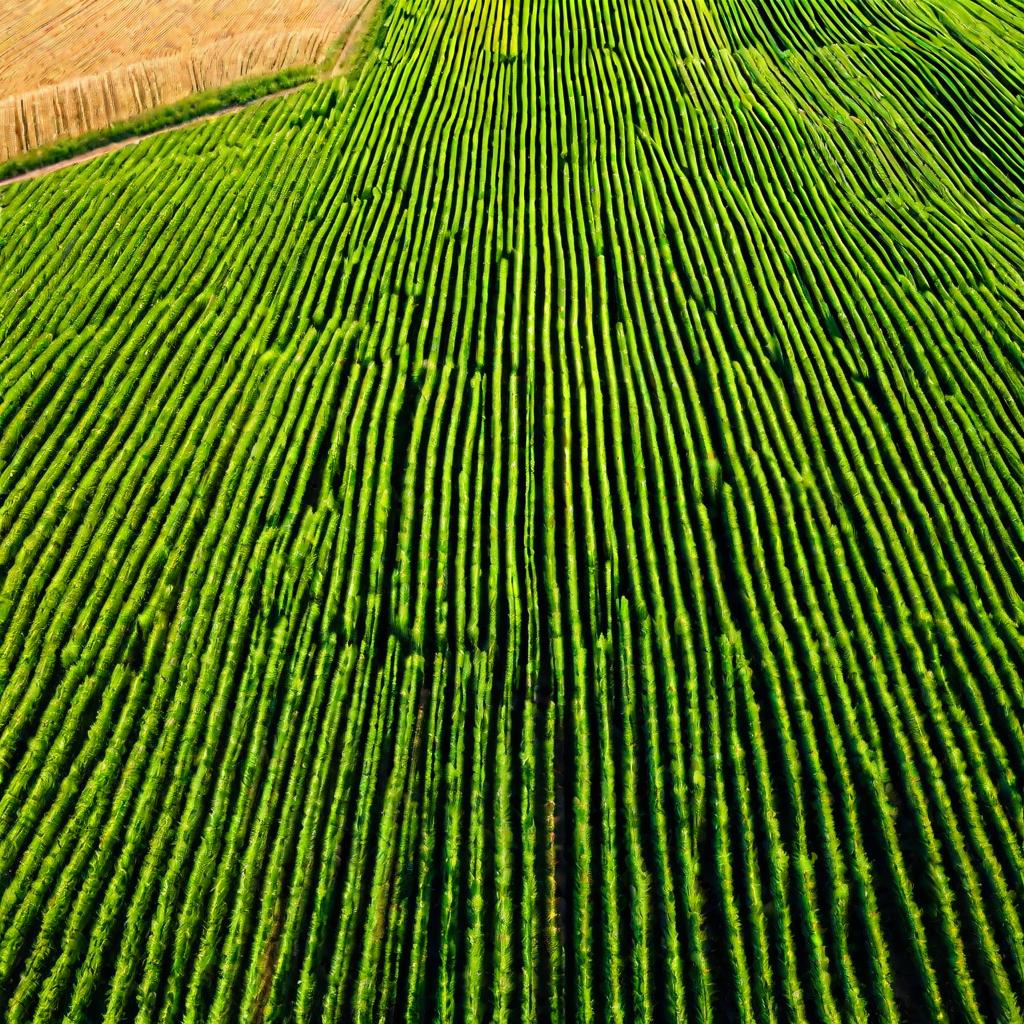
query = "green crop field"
xmin=1 ymin=0 xmax=1023 ymax=1019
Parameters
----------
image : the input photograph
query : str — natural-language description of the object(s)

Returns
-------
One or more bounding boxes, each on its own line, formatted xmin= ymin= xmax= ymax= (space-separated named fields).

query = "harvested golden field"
xmin=0 ymin=0 xmax=364 ymax=160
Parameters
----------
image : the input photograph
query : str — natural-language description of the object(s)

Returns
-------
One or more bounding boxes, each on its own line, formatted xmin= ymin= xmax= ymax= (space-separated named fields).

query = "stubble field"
xmin=0 ymin=0 xmax=364 ymax=161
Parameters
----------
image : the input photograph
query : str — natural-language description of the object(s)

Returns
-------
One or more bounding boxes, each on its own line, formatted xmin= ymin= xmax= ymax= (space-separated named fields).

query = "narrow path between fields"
xmin=0 ymin=85 xmax=307 ymax=188
xmin=0 ymin=0 xmax=377 ymax=190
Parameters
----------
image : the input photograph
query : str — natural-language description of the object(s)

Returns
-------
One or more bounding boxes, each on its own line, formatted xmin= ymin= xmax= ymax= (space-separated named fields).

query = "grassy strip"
xmin=0 ymin=65 xmax=315 ymax=182
xmin=337 ymin=0 xmax=398 ymax=79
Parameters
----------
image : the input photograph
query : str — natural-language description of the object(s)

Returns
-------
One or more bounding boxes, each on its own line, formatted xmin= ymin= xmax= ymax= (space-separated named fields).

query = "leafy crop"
xmin=0 ymin=0 xmax=1022 ymax=1020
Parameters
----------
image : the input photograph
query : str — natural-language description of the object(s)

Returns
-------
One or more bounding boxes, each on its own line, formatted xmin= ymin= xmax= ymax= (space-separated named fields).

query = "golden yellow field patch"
xmin=0 ymin=0 xmax=364 ymax=161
